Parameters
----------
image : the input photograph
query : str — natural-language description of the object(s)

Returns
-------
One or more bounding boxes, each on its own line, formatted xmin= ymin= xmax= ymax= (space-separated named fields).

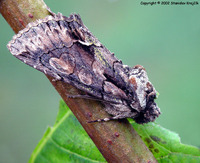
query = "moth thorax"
xmin=128 ymin=65 xmax=154 ymax=110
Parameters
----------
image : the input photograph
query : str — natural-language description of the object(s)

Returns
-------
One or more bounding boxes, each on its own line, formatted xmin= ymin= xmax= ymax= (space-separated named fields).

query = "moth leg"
xmin=88 ymin=115 xmax=122 ymax=123
xmin=88 ymin=112 xmax=136 ymax=123
xmin=88 ymin=111 xmax=137 ymax=123
xmin=66 ymin=94 xmax=122 ymax=105
xmin=66 ymin=93 xmax=113 ymax=103
xmin=88 ymin=103 xmax=138 ymax=123
xmin=66 ymin=94 xmax=97 ymax=100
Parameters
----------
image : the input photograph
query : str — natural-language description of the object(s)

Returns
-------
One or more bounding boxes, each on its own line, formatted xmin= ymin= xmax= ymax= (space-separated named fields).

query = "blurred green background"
xmin=0 ymin=0 xmax=199 ymax=162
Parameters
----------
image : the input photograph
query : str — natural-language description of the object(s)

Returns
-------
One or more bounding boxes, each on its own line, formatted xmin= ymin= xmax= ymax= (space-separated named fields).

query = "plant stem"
xmin=0 ymin=0 xmax=157 ymax=162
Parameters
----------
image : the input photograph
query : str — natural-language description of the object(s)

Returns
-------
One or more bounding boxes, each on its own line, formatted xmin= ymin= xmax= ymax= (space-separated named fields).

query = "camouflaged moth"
xmin=7 ymin=12 xmax=160 ymax=124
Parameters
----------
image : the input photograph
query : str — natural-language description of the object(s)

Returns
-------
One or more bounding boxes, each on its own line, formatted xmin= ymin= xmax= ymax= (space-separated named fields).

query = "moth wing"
xmin=7 ymin=13 xmax=127 ymax=103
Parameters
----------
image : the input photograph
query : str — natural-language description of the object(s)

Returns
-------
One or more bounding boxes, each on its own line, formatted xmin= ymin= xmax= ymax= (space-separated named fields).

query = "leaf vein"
xmin=50 ymin=137 xmax=105 ymax=163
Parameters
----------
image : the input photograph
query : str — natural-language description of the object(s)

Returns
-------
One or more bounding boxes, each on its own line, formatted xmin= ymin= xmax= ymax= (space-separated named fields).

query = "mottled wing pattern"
xmin=7 ymin=13 xmax=161 ymax=123
xmin=7 ymin=13 xmax=128 ymax=104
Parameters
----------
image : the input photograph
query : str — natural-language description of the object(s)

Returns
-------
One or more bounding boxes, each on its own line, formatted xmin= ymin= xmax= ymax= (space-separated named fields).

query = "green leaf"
xmin=130 ymin=120 xmax=200 ymax=162
xmin=29 ymin=100 xmax=106 ymax=163
xmin=30 ymin=100 xmax=200 ymax=162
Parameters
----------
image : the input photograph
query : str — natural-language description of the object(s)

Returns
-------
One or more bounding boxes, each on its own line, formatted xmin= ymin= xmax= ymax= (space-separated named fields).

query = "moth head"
xmin=128 ymin=65 xmax=160 ymax=123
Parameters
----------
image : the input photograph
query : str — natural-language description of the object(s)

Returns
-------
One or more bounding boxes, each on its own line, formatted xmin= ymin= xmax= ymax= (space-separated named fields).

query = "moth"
xmin=7 ymin=12 xmax=160 ymax=124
